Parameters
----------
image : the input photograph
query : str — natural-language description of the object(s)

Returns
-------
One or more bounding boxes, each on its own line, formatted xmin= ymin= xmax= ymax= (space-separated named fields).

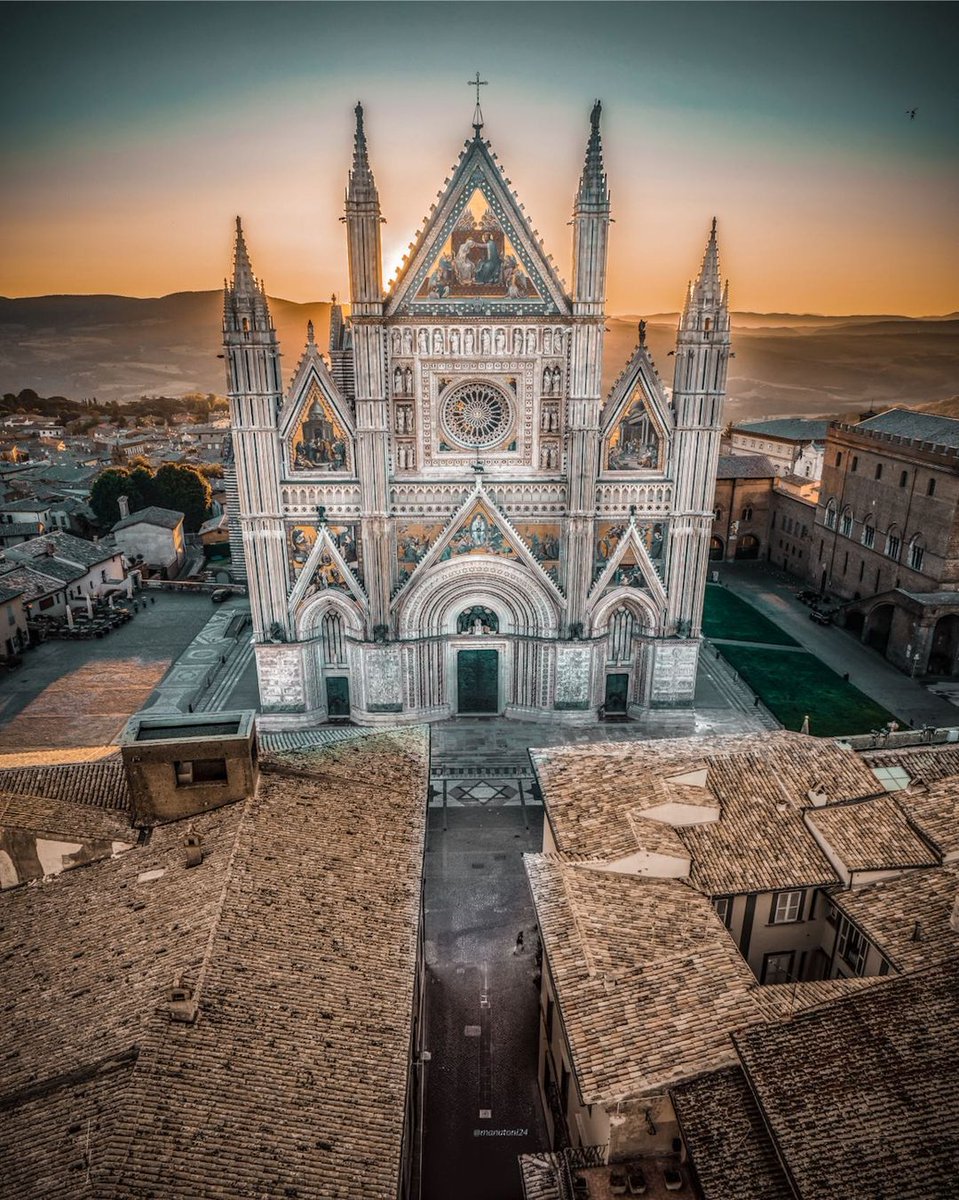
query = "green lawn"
xmin=702 ymin=585 xmax=799 ymax=647
xmin=718 ymin=644 xmax=900 ymax=738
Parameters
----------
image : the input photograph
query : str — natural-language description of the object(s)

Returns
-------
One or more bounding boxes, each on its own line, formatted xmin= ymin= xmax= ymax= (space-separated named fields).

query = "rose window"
xmin=442 ymin=382 xmax=512 ymax=449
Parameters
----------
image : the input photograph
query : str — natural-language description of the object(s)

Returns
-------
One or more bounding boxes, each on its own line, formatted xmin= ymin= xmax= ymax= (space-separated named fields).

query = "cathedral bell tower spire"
xmin=345 ymin=102 xmax=384 ymax=315
xmin=566 ymin=101 xmax=612 ymax=632
xmin=222 ymin=218 xmax=290 ymax=643
xmin=667 ymin=218 xmax=731 ymax=639
xmin=344 ymin=104 xmax=391 ymax=632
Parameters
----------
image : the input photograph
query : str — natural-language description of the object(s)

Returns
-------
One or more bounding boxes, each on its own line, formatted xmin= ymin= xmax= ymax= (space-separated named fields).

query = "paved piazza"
xmin=0 ymin=593 xmax=229 ymax=752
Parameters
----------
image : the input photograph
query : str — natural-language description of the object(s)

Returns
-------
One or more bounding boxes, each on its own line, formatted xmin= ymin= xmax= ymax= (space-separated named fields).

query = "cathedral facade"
xmin=223 ymin=100 xmax=731 ymax=728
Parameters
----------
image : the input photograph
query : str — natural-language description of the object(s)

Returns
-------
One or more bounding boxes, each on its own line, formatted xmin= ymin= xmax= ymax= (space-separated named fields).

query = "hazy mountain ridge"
xmin=0 ymin=292 xmax=956 ymax=422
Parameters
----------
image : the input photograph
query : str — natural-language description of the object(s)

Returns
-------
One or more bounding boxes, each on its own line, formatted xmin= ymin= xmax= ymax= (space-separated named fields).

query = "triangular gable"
xmin=394 ymin=480 xmax=566 ymax=603
xmin=589 ymin=519 xmax=668 ymax=607
xmin=386 ymin=138 xmax=570 ymax=317
xmin=280 ymin=338 xmax=355 ymax=475
xmin=288 ymin=524 xmax=367 ymax=619
xmin=601 ymin=341 xmax=672 ymax=472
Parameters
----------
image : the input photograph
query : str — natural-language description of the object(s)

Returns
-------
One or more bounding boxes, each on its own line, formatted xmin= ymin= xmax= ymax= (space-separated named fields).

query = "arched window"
xmin=824 ymin=499 xmax=837 ymax=530
xmin=714 ymin=507 xmax=722 ymax=521
xmin=909 ymin=536 xmax=925 ymax=572
xmin=860 ymin=519 xmax=875 ymax=549
xmin=928 ymin=478 xmax=937 ymax=497
xmin=457 ymin=606 xmax=499 ymax=635
xmin=607 ymin=606 xmax=638 ymax=664
xmin=885 ymin=527 xmax=901 ymax=561
xmin=741 ymin=506 xmax=753 ymax=522
xmin=321 ymin=610 xmax=346 ymax=666
xmin=840 ymin=508 xmax=853 ymax=538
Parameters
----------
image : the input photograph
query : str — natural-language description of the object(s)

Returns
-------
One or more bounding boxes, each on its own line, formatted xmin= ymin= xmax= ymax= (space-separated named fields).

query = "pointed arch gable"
xmin=386 ymin=138 xmax=570 ymax=317
xmin=589 ymin=521 xmax=669 ymax=610
xmin=601 ymin=345 xmax=672 ymax=474
xmin=288 ymin=525 xmax=367 ymax=623
xmin=397 ymin=481 xmax=566 ymax=604
xmin=280 ymin=346 xmax=356 ymax=476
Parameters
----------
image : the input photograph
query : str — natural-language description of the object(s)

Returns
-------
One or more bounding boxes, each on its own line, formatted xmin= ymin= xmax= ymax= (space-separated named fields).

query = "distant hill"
xmin=1 ymin=292 xmax=956 ymax=422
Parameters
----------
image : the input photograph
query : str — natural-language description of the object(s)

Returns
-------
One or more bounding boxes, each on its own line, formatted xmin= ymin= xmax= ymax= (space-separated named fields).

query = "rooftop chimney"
xmin=117 ymin=494 xmax=130 ymax=519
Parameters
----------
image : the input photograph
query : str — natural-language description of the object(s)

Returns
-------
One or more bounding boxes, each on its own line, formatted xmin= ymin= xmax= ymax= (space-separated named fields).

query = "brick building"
xmin=767 ymin=477 xmax=817 ymax=575
xmin=811 ymin=409 xmax=959 ymax=675
xmin=710 ymin=454 xmax=775 ymax=562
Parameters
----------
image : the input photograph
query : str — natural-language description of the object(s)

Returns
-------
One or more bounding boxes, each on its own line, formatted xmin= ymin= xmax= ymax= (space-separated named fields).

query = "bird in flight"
xmin=906 ymin=108 xmax=918 ymax=120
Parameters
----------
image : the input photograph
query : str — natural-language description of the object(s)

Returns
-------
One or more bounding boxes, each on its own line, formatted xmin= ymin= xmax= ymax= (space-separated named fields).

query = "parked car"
xmin=810 ymin=608 xmax=834 ymax=626
xmin=795 ymin=589 xmax=819 ymax=605
xmin=211 ymin=588 xmax=232 ymax=603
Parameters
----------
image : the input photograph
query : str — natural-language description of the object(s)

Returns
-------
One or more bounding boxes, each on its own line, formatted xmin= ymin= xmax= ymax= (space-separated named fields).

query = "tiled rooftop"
xmin=112 ymin=505 xmax=184 ymax=532
xmin=0 ymin=727 xmax=430 ymax=1199
xmin=733 ymin=960 xmax=959 ymax=1199
xmin=534 ymin=732 xmax=879 ymax=893
xmin=894 ymin=778 xmax=959 ymax=861
xmin=0 ymin=756 xmax=130 ymax=810
xmin=857 ymin=407 xmax=959 ymax=451
xmin=864 ymin=743 xmax=959 ymax=786
xmin=524 ymin=856 xmax=875 ymax=1106
xmin=806 ymin=794 xmax=939 ymax=874
xmin=670 ymin=1066 xmax=791 ymax=1200
xmin=832 ymin=862 xmax=959 ymax=973
xmin=715 ymin=452 xmax=776 ymax=479
xmin=9 ymin=530 xmax=118 ymax=569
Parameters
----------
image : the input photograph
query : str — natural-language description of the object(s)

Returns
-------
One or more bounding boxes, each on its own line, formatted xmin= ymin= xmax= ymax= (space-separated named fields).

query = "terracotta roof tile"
xmin=833 ymin=863 xmax=959 ymax=973
xmin=807 ymin=794 xmax=938 ymax=873
xmin=733 ymin=961 xmax=959 ymax=1199
xmin=671 ymin=1066 xmax=792 ymax=1200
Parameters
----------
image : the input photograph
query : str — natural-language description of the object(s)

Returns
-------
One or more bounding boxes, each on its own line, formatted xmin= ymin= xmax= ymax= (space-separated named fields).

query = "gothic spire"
xmin=576 ymin=100 xmax=609 ymax=210
xmin=224 ymin=216 xmax=271 ymax=333
xmin=347 ymin=102 xmax=379 ymax=206
xmin=687 ymin=217 xmax=725 ymax=313
xmin=231 ymin=216 xmax=258 ymax=297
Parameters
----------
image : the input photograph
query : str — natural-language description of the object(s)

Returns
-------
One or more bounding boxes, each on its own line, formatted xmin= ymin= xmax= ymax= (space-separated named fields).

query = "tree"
xmin=90 ymin=468 xmax=134 ymax=527
xmin=152 ymin=463 xmax=212 ymax=532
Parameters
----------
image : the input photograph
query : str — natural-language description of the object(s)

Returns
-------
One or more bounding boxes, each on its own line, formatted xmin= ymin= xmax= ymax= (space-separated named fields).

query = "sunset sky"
xmin=3 ymin=2 xmax=956 ymax=315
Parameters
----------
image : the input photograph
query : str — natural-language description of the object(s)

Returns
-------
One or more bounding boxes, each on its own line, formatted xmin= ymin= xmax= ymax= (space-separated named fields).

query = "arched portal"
xmin=929 ymin=614 xmax=959 ymax=676
xmin=709 ymin=536 xmax=724 ymax=561
xmin=589 ymin=591 xmax=661 ymax=715
xmin=295 ymin=593 xmax=365 ymax=717
xmin=395 ymin=555 xmax=562 ymax=716
xmin=863 ymin=603 xmax=895 ymax=657
xmin=735 ymin=533 xmax=760 ymax=560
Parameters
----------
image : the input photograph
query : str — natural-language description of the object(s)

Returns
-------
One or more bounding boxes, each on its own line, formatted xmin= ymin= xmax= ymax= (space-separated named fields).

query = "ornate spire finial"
xmin=468 ymin=71 xmax=488 ymax=136
xmin=577 ymin=99 xmax=608 ymax=209
xmin=307 ymin=319 xmax=315 ymax=344
xmin=347 ymin=100 xmax=380 ymax=208
xmin=231 ymin=215 xmax=257 ymax=297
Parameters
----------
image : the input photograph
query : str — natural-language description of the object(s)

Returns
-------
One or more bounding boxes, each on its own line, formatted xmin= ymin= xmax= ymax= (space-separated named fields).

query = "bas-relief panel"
xmin=605 ymin=385 xmax=663 ymax=472
xmin=594 ymin=521 xmax=666 ymax=583
xmin=288 ymin=523 xmax=362 ymax=592
xmin=416 ymin=189 xmax=541 ymax=302
xmin=290 ymin=387 xmax=352 ymax=472
xmin=555 ymin=645 xmax=592 ymax=708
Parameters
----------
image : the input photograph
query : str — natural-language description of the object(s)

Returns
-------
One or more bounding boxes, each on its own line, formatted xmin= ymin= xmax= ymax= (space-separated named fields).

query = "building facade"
xmin=811 ymin=410 xmax=959 ymax=675
xmin=226 ymin=102 xmax=731 ymax=727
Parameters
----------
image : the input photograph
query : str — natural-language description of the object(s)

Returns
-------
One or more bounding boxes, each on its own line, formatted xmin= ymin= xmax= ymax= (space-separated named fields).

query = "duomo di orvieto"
xmin=223 ymin=94 xmax=731 ymax=727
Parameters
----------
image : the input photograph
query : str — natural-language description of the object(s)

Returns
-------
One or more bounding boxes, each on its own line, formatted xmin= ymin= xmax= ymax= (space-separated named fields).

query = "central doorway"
xmin=457 ymin=648 xmax=499 ymax=714
xmin=604 ymin=672 xmax=629 ymax=715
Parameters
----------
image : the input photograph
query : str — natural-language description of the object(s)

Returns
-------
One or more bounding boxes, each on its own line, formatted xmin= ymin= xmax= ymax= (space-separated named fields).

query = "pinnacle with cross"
xmin=468 ymin=71 xmax=488 ymax=136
